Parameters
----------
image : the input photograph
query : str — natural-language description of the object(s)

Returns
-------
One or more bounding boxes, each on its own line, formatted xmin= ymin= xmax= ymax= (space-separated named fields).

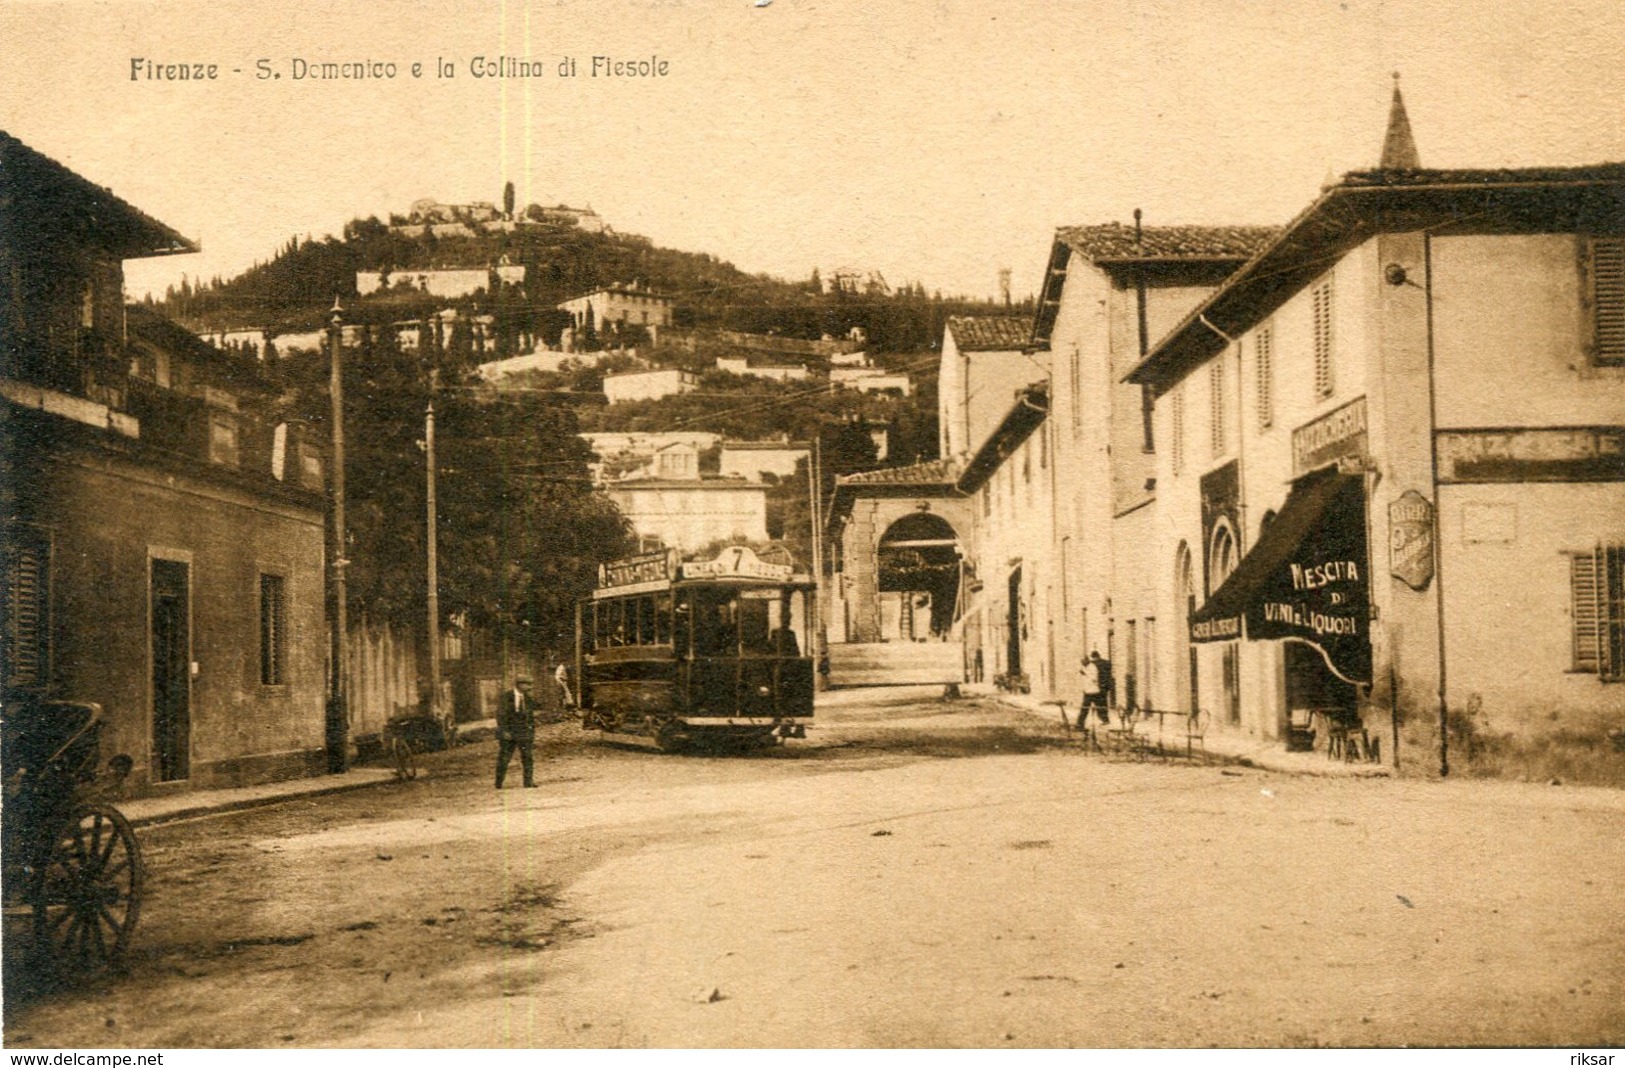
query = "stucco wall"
xmin=1439 ymin=481 xmax=1625 ymax=733
xmin=43 ymin=451 xmax=327 ymax=793
xmin=1431 ymin=233 xmax=1625 ymax=427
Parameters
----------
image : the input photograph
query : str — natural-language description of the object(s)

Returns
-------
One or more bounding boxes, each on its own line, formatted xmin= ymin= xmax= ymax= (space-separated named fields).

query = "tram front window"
xmin=690 ymin=590 xmax=738 ymax=658
xmin=739 ymin=590 xmax=775 ymax=655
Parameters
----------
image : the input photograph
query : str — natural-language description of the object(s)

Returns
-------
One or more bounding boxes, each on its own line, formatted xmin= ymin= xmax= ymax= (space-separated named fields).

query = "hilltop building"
xmin=602 ymin=367 xmax=698 ymax=404
xmin=560 ymin=283 xmax=675 ymax=343
xmin=355 ymin=264 xmax=524 ymax=298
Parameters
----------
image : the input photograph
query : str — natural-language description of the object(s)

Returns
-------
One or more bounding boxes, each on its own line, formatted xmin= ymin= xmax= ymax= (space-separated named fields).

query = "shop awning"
xmin=1189 ymin=470 xmax=1370 ymax=683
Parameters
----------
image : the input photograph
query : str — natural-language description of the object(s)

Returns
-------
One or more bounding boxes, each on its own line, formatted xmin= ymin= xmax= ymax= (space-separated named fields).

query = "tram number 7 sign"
xmin=681 ymin=546 xmax=794 ymax=581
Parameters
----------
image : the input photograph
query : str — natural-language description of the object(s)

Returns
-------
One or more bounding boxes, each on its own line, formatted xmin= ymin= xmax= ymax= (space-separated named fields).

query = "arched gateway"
xmin=824 ymin=460 xmax=973 ymax=684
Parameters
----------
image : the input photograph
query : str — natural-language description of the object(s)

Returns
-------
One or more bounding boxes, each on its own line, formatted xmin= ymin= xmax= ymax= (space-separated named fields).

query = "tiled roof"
xmin=1 ymin=130 xmax=198 ymax=259
xmin=838 ymin=458 xmax=957 ymax=486
xmin=946 ymin=316 xmax=1031 ymax=352
xmin=1127 ymin=162 xmax=1625 ymax=392
xmin=1056 ymin=223 xmax=1279 ymax=263
xmin=1338 ymin=162 xmax=1625 ymax=187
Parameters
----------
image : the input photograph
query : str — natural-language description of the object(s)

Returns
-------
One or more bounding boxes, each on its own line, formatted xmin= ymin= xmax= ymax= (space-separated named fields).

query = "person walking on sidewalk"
xmin=495 ymin=677 xmax=537 ymax=789
xmin=554 ymin=662 xmax=575 ymax=710
xmin=1081 ymin=650 xmax=1111 ymax=725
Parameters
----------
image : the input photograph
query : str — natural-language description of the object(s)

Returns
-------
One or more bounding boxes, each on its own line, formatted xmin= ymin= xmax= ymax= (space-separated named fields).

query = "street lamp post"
xmin=326 ymin=299 xmax=350 ymax=772
xmin=424 ymin=366 xmax=444 ymax=737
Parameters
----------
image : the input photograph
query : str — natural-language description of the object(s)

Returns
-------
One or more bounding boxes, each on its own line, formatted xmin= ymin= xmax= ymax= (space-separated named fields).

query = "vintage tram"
xmin=576 ymin=547 xmax=816 ymax=750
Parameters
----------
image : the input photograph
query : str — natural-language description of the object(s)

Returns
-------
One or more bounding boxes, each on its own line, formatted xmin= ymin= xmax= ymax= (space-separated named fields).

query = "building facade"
xmin=1127 ymin=156 xmax=1625 ymax=771
xmin=937 ymin=316 xmax=1036 ymax=464
xmin=602 ymin=367 xmax=698 ymax=404
xmin=560 ymin=283 xmax=675 ymax=338
xmin=1 ymin=133 xmax=331 ymax=794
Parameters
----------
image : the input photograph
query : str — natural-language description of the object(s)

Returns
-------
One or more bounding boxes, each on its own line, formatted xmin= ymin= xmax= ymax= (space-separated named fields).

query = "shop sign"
xmin=1292 ymin=397 xmax=1367 ymax=477
xmin=1388 ymin=489 xmax=1435 ymax=591
xmin=1437 ymin=427 xmax=1625 ymax=483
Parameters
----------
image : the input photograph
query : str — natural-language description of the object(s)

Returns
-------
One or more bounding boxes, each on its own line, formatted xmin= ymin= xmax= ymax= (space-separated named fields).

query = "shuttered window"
xmin=1171 ymin=386 xmax=1186 ymax=476
xmin=2 ymin=531 xmax=50 ymax=691
xmin=1255 ymin=324 xmax=1274 ymax=430
xmin=1571 ymin=546 xmax=1624 ymax=680
xmin=1209 ymin=360 xmax=1227 ymax=459
xmin=260 ymin=573 xmax=287 ymax=686
xmin=1312 ymin=279 xmax=1335 ymax=398
xmin=1589 ymin=238 xmax=1625 ymax=367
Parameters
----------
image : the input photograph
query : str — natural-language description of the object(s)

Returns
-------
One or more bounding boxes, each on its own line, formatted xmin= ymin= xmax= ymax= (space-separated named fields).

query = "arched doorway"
xmin=1175 ymin=543 xmax=1196 ymax=714
xmin=877 ymin=511 xmax=962 ymax=642
xmin=1208 ymin=520 xmax=1241 ymax=725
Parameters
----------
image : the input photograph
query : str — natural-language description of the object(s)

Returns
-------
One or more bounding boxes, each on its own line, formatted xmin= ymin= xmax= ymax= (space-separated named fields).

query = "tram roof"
xmin=592 ymin=573 xmax=815 ymax=599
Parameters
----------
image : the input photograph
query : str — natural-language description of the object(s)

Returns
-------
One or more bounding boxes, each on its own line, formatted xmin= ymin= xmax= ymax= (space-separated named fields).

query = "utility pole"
xmin=424 ymin=366 xmax=443 ymax=735
xmin=326 ymin=299 xmax=350 ymax=773
xmin=809 ymin=435 xmax=826 ymax=689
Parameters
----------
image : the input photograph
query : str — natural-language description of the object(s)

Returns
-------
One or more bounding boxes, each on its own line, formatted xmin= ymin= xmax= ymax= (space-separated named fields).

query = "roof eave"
xmin=1126 ymin=167 xmax=1625 ymax=393
xmin=955 ymin=386 xmax=1049 ymax=493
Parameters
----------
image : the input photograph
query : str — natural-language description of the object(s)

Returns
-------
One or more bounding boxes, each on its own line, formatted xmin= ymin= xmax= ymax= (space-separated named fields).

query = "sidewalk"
xmin=974 ymin=684 xmax=1391 ymax=777
xmin=118 ymin=718 xmax=499 ymax=828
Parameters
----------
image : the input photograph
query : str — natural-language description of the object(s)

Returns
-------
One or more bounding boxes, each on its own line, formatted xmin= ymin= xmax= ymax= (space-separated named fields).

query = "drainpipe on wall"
xmin=1423 ymin=236 xmax=1449 ymax=777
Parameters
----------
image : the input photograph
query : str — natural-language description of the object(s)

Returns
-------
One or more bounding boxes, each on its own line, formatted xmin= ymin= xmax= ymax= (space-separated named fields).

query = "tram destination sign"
xmin=598 ymin=550 xmax=677 ymax=591
xmin=679 ymin=545 xmax=794 ymax=581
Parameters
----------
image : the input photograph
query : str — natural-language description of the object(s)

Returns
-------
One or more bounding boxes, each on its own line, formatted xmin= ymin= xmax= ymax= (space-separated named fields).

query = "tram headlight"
xmin=757 ymin=685 xmax=772 ymax=697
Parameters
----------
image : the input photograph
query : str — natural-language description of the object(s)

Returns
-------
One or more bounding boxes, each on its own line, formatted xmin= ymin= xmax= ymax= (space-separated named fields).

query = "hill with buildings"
xmin=148 ymin=195 xmax=1024 ymax=356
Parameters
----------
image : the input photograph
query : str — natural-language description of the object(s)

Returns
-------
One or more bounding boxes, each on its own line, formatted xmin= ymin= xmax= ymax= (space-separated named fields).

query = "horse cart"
xmin=2 ymin=700 xmax=144 ymax=976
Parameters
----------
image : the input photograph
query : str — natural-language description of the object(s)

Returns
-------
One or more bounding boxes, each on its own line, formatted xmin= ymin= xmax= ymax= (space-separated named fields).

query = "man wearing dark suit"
xmin=495 ymin=677 xmax=537 ymax=789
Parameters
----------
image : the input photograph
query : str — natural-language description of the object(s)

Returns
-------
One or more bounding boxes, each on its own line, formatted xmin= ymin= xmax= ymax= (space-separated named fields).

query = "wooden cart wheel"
xmin=31 ymin=803 xmax=143 ymax=974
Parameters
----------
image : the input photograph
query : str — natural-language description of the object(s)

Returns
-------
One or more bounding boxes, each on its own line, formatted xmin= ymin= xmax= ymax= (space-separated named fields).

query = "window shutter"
xmin=1256 ymin=325 xmax=1274 ymax=429
xmin=1313 ymin=280 xmax=1335 ymax=398
xmin=1171 ymin=387 xmax=1186 ymax=476
xmin=2 ymin=535 xmax=50 ymax=690
xmin=1605 ymin=546 xmax=1625 ymax=681
xmin=1571 ymin=548 xmax=1603 ymax=674
xmin=1593 ymin=239 xmax=1625 ymax=367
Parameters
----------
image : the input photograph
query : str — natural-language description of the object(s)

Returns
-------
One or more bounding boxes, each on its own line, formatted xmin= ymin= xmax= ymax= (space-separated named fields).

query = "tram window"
xmin=656 ymin=595 xmax=674 ymax=645
xmin=778 ymin=589 xmax=809 ymax=657
xmin=638 ymin=595 xmax=656 ymax=645
xmin=675 ymin=593 xmax=692 ymax=653
xmin=739 ymin=589 xmax=775 ymax=655
xmin=692 ymin=590 xmax=738 ymax=657
xmin=601 ymin=599 xmax=626 ymax=647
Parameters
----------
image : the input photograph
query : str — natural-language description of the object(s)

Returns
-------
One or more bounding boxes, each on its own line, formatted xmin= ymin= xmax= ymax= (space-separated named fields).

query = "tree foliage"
xmin=281 ymin=330 xmax=634 ymax=654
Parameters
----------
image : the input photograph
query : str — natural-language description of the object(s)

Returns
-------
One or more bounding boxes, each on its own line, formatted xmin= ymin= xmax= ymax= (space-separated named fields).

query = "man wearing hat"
xmin=495 ymin=676 xmax=537 ymax=788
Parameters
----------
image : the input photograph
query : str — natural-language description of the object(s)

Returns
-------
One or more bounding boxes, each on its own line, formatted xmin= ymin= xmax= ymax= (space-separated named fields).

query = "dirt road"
xmin=6 ymin=687 xmax=1623 ymax=1047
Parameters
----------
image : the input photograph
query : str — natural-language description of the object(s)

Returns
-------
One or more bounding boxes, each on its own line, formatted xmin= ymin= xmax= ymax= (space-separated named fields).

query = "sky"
xmin=4 ymin=0 xmax=1624 ymax=307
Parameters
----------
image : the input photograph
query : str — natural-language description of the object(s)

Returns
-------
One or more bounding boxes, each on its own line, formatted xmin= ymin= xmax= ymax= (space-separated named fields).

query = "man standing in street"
xmin=495 ymin=677 xmax=537 ymax=789
xmin=1081 ymin=650 xmax=1109 ymax=725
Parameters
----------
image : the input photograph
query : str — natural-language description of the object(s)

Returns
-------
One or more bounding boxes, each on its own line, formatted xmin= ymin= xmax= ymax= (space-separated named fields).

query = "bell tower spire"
xmin=1380 ymin=72 xmax=1421 ymax=169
